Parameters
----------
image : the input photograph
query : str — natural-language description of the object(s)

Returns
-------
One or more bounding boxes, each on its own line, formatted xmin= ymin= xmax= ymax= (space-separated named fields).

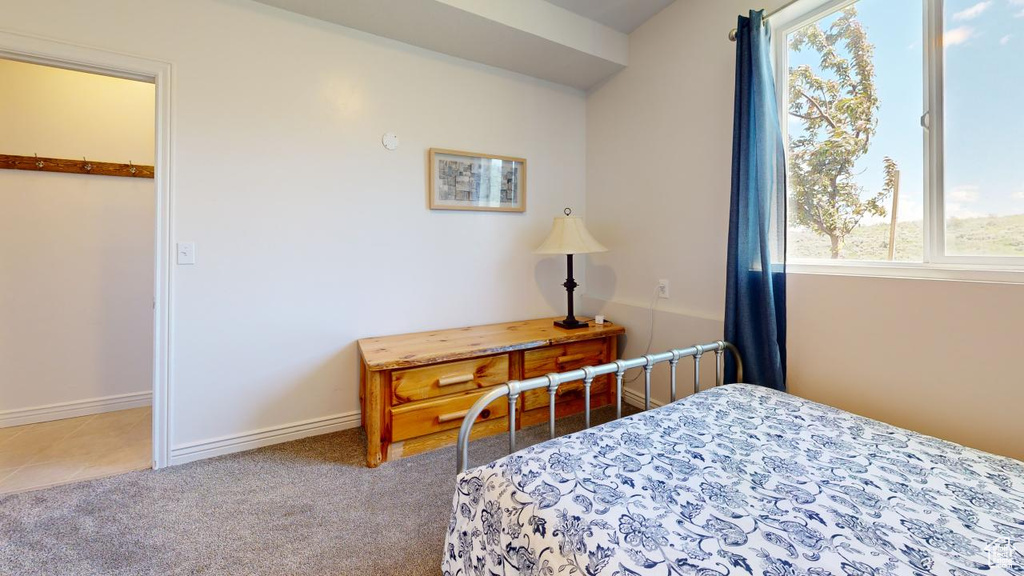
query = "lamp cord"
xmin=623 ymin=285 xmax=660 ymax=384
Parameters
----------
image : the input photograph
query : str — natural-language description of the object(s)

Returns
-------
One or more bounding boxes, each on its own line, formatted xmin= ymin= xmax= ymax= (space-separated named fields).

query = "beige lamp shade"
xmin=535 ymin=213 xmax=608 ymax=255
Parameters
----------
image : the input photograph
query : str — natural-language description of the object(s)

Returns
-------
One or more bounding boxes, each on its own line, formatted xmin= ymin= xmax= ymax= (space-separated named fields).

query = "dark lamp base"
xmin=554 ymin=318 xmax=589 ymax=330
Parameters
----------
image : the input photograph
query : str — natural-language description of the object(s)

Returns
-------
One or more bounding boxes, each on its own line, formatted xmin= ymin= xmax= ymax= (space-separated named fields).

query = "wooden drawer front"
xmin=392 ymin=355 xmax=509 ymax=404
xmin=523 ymin=338 xmax=607 ymax=378
xmin=521 ymin=379 xmax=610 ymax=411
xmin=391 ymin=392 xmax=508 ymax=442
xmin=388 ymin=416 xmax=509 ymax=460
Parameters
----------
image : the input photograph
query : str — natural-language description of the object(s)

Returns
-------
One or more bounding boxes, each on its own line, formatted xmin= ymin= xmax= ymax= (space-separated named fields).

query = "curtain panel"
xmin=725 ymin=10 xmax=787 ymax=391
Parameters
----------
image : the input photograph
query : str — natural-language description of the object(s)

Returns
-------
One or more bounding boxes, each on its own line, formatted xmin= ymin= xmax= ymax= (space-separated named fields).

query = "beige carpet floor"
xmin=0 ymin=406 xmax=633 ymax=576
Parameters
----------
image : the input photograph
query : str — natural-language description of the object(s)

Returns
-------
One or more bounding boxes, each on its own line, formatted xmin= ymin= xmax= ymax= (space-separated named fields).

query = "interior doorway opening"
xmin=0 ymin=57 xmax=158 ymax=494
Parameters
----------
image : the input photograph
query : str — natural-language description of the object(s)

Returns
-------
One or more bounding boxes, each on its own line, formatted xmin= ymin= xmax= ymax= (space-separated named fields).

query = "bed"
xmin=442 ymin=382 xmax=1024 ymax=575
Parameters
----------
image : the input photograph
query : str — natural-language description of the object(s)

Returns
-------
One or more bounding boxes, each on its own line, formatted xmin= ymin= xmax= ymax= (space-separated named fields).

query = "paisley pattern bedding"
xmin=442 ymin=384 xmax=1024 ymax=576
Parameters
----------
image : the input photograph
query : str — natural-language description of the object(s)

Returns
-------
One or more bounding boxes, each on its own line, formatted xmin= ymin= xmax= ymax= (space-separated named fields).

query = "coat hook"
xmin=128 ymin=160 xmax=137 ymax=175
xmin=83 ymin=157 xmax=93 ymax=172
xmin=34 ymin=153 xmax=44 ymax=169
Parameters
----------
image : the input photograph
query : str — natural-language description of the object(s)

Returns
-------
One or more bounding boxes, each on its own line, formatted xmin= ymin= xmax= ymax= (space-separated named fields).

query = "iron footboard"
xmin=455 ymin=341 xmax=742 ymax=473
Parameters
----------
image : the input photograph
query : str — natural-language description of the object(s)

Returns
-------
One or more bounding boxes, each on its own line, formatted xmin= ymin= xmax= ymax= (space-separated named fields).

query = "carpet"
xmin=0 ymin=406 xmax=634 ymax=575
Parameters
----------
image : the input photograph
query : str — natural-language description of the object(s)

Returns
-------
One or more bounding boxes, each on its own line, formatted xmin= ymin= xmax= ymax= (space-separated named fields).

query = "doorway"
xmin=0 ymin=58 xmax=154 ymax=493
xmin=0 ymin=31 xmax=173 ymax=487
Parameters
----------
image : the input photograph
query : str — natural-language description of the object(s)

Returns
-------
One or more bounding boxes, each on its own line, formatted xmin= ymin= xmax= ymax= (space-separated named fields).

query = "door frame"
xmin=0 ymin=29 xmax=175 ymax=468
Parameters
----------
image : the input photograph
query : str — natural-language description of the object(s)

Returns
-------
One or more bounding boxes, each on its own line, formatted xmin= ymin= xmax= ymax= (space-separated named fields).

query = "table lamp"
xmin=535 ymin=208 xmax=608 ymax=329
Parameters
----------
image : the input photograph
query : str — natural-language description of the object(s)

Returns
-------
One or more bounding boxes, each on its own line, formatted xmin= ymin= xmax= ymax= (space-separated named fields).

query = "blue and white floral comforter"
xmin=443 ymin=384 xmax=1024 ymax=575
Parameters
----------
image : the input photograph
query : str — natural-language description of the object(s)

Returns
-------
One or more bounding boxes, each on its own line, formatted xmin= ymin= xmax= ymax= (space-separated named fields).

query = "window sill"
xmin=787 ymin=261 xmax=1024 ymax=285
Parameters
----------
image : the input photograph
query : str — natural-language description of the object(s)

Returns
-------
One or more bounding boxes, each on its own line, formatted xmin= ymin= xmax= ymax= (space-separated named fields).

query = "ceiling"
xmin=253 ymin=0 xmax=673 ymax=90
xmin=543 ymin=0 xmax=676 ymax=34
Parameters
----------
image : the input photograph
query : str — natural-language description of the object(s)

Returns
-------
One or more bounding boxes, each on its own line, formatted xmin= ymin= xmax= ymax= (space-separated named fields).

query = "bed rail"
xmin=456 ymin=341 xmax=742 ymax=473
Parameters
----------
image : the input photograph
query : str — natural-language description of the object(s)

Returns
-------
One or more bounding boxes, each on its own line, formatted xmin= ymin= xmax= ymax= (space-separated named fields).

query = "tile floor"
xmin=0 ymin=407 xmax=151 ymax=495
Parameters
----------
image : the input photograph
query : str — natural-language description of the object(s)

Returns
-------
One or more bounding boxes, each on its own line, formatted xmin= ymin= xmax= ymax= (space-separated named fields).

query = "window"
xmin=776 ymin=0 xmax=1024 ymax=275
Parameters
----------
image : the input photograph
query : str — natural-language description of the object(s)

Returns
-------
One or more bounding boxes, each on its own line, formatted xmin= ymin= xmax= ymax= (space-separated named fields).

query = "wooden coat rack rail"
xmin=0 ymin=154 xmax=154 ymax=179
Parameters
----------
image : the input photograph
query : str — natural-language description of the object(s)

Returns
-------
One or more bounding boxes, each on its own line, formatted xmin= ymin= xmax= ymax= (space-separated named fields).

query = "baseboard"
xmin=0 ymin=391 xmax=152 ymax=428
xmin=168 ymin=393 xmax=666 ymax=467
xmin=169 ymin=410 xmax=362 ymax=466
xmin=621 ymin=387 xmax=666 ymax=410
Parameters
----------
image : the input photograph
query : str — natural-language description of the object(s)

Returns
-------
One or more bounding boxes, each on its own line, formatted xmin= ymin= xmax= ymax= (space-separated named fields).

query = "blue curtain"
xmin=725 ymin=10 xmax=787 ymax=391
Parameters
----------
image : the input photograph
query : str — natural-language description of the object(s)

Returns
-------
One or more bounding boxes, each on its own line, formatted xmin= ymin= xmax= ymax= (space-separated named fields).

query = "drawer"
xmin=523 ymin=338 xmax=608 ymax=378
xmin=521 ymin=379 xmax=610 ymax=411
xmin=388 ymin=416 xmax=509 ymax=460
xmin=392 ymin=354 xmax=509 ymax=404
xmin=390 ymin=391 xmax=508 ymax=442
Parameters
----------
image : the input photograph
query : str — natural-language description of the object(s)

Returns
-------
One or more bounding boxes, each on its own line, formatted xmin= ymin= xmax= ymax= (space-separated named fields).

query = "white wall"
xmin=0 ymin=0 xmax=586 ymax=455
xmin=585 ymin=0 xmax=1024 ymax=461
xmin=0 ymin=59 xmax=155 ymax=422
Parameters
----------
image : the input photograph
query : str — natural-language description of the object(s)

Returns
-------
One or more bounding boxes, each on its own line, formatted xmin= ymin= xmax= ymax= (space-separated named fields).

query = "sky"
xmin=786 ymin=0 xmax=1024 ymax=224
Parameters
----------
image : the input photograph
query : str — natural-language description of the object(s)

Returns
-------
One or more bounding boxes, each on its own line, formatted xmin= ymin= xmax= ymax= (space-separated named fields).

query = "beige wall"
xmin=788 ymin=273 xmax=1024 ymax=460
xmin=1 ymin=0 xmax=587 ymax=458
xmin=585 ymin=0 xmax=1023 ymax=461
xmin=0 ymin=59 xmax=155 ymax=419
xmin=0 ymin=59 xmax=155 ymax=161
xmin=584 ymin=0 xmax=788 ymax=400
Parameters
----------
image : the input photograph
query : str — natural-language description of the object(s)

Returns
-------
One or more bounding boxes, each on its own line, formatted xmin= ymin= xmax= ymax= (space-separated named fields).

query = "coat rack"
xmin=0 ymin=153 xmax=154 ymax=179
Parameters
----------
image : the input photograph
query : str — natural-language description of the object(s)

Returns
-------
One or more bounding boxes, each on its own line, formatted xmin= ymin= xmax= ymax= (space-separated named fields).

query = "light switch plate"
xmin=177 ymin=242 xmax=196 ymax=265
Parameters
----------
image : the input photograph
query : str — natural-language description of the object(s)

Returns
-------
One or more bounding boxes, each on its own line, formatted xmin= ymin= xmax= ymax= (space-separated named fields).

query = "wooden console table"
xmin=357 ymin=317 xmax=624 ymax=467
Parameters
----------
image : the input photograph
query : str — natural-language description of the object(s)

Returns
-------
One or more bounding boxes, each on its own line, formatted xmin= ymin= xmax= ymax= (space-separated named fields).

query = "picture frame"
xmin=428 ymin=148 xmax=526 ymax=212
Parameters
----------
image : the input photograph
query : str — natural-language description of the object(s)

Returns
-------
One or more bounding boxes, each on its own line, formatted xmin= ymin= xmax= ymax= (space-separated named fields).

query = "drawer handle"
xmin=438 ymin=373 xmax=475 ymax=387
xmin=556 ymin=385 xmax=582 ymax=397
xmin=438 ymin=408 xmax=491 ymax=424
xmin=556 ymin=353 xmax=587 ymax=365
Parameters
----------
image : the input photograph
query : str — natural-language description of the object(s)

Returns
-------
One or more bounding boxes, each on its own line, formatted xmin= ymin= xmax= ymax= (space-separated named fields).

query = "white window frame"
xmin=771 ymin=0 xmax=1024 ymax=283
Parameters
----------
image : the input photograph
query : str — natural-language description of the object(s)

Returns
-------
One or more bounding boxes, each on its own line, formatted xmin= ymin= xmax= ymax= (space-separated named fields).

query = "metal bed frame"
xmin=456 ymin=341 xmax=743 ymax=473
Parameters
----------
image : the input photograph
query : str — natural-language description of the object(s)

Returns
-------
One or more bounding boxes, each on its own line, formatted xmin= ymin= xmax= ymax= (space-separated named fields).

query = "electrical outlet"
xmin=657 ymin=279 xmax=669 ymax=299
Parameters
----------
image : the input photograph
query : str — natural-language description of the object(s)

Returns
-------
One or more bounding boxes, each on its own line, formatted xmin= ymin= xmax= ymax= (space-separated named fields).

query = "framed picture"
xmin=428 ymin=148 xmax=526 ymax=212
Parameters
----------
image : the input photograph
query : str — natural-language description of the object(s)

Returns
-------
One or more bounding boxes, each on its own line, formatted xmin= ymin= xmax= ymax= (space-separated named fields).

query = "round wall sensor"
xmin=381 ymin=132 xmax=399 ymax=151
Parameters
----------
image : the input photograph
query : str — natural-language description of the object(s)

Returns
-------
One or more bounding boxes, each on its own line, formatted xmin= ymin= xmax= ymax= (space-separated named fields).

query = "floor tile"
xmin=0 ymin=438 xmax=64 ymax=469
xmin=29 ymin=435 xmax=125 ymax=467
xmin=0 ymin=408 xmax=151 ymax=495
xmin=87 ymin=407 xmax=150 ymax=430
xmin=0 ymin=460 xmax=83 ymax=494
xmin=0 ymin=426 xmax=24 ymax=448
xmin=70 ymin=445 xmax=152 ymax=481
xmin=30 ymin=420 xmax=149 ymax=465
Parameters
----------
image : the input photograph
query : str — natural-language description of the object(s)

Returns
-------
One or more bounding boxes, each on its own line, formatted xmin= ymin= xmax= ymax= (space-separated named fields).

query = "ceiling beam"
xmin=253 ymin=0 xmax=629 ymax=90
